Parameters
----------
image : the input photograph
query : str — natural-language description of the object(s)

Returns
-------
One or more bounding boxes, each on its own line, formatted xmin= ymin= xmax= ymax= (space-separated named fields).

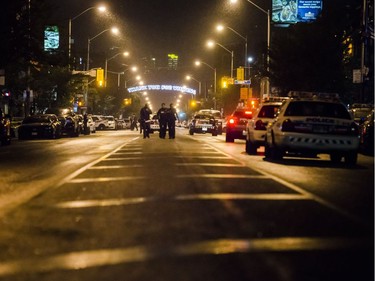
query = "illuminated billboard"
xmin=44 ymin=26 xmax=59 ymax=51
xmin=272 ymin=0 xmax=323 ymax=24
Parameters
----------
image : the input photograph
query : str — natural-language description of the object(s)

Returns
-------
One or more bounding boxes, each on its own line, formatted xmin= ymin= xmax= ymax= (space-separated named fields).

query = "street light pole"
xmin=105 ymin=52 xmax=129 ymax=87
xmin=230 ymin=0 xmax=270 ymax=72
xmin=87 ymin=27 xmax=119 ymax=71
xmin=217 ymin=25 xmax=248 ymax=78
xmin=207 ymin=40 xmax=234 ymax=78
xmin=195 ymin=60 xmax=217 ymax=96
xmin=186 ymin=76 xmax=202 ymax=97
xmin=122 ymin=66 xmax=138 ymax=89
xmin=68 ymin=6 xmax=106 ymax=69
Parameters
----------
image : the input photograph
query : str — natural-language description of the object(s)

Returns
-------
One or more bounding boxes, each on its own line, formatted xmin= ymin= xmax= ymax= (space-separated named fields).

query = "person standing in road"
xmin=167 ymin=103 xmax=179 ymax=139
xmin=156 ymin=103 xmax=168 ymax=139
xmin=130 ymin=114 xmax=138 ymax=131
xmin=140 ymin=103 xmax=152 ymax=138
xmin=83 ymin=113 xmax=89 ymax=135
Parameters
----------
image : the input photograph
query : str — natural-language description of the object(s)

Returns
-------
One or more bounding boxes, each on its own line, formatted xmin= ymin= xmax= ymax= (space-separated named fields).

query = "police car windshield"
xmin=285 ymin=101 xmax=351 ymax=119
xmin=195 ymin=114 xmax=213 ymax=119
xmin=258 ymin=105 xmax=280 ymax=118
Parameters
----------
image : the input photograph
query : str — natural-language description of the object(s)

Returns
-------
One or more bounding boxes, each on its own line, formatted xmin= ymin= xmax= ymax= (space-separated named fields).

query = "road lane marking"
xmin=101 ymin=156 xmax=231 ymax=161
xmin=88 ymin=165 xmax=143 ymax=169
xmin=0 ymin=237 xmax=369 ymax=277
xmin=203 ymin=143 xmax=373 ymax=228
xmin=176 ymin=174 xmax=269 ymax=179
xmin=176 ymin=193 xmax=309 ymax=200
xmin=113 ymin=151 xmax=143 ymax=155
xmin=175 ymin=163 xmax=245 ymax=167
xmin=68 ymin=176 xmax=145 ymax=183
xmin=53 ymin=193 xmax=309 ymax=209
xmin=102 ymin=157 xmax=143 ymax=161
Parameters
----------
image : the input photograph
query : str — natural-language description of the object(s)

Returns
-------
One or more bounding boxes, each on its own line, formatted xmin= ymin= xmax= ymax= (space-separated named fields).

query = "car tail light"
xmin=244 ymin=111 xmax=253 ymax=118
xmin=255 ymin=120 xmax=266 ymax=130
xmin=227 ymin=117 xmax=237 ymax=127
xmin=281 ymin=119 xmax=295 ymax=132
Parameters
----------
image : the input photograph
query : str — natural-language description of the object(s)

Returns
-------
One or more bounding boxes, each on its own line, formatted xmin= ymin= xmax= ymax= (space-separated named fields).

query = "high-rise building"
xmin=168 ymin=54 xmax=178 ymax=70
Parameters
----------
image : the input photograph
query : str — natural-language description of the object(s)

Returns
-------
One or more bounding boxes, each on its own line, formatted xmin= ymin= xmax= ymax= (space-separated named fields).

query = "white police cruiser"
xmin=246 ymin=97 xmax=287 ymax=154
xmin=264 ymin=91 xmax=360 ymax=165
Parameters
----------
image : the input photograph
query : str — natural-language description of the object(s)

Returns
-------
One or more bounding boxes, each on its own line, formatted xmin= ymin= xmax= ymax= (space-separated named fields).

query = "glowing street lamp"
xmin=216 ymin=24 xmax=248 ymax=79
xmin=186 ymin=75 xmax=202 ymax=96
xmin=105 ymin=51 xmax=129 ymax=87
xmin=229 ymin=0 xmax=270 ymax=72
xmin=68 ymin=5 xmax=106 ymax=68
xmin=195 ymin=60 xmax=217 ymax=95
xmin=87 ymin=27 xmax=119 ymax=71
xmin=125 ymin=75 xmax=142 ymax=88
xmin=207 ymin=40 xmax=234 ymax=78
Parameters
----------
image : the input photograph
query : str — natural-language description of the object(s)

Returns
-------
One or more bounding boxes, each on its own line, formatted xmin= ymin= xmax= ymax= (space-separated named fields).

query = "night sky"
xmin=50 ymin=0 xmax=270 ymax=67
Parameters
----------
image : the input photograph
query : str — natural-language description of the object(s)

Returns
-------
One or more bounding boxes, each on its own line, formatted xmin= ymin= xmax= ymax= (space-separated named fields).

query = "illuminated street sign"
xmin=127 ymin=85 xmax=196 ymax=95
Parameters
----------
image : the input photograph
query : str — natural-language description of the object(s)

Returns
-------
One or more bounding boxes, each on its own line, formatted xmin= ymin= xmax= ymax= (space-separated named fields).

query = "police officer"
xmin=167 ymin=103 xmax=179 ymax=139
xmin=140 ymin=103 xmax=152 ymax=138
xmin=156 ymin=103 xmax=168 ymax=139
xmin=83 ymin=113 xmax=89 ymax=135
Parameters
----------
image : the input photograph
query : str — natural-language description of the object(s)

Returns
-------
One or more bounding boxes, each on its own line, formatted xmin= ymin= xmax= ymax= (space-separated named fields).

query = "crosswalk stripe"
xmin=53 ymin=193 xmax=308 ymax=209
xmin=0 ymin=237 xmax=369 ymax=277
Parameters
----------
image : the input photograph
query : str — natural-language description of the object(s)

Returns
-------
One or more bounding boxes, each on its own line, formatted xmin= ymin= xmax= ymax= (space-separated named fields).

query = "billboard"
xmin=272 ymin=0 xmax=323 ymax=24
xmin=44 ymin=26 xmax=59 ymax=51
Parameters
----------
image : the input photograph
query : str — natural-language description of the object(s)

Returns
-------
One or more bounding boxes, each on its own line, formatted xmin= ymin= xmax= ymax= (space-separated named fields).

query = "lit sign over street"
xmin=272 ymin=0 xmax=323 ymax=24
xmin=127 ymin=85 xmax=196 ymax=95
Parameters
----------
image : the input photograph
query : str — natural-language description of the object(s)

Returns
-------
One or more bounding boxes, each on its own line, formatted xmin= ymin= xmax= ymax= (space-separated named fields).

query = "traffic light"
xmin=237 ymin=67 xmax=244 ymax=81
xmin=96 ymin=68 xmax=104 ymax=87
xmin=221 ymin=77 xmax=228 ymax=89
xmin=123 ymin=98 xmax=132 ymax=106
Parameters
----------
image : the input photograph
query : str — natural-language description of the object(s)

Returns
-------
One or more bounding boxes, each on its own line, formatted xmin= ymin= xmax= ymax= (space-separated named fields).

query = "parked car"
xmin=225 ymin=107 xmax=253 ymax=142
xmin=349 ymin=103 xmax=373 ymax=124
xmin=359 ymin=110 xmax=374 ymax=155
xmin=58 ymin=115 xmax=80 ymax=137
xmin=246 ymin=98 xmax=286 ymax=154
xmin=18 ymin=114 xmax=61 ymax=140
xmin=91 ymin=115 xmax=109 ymax=130
xmin=189 ymin=113 xmax=218 ymax=136
xmin=116 ymin=118 xmax=130 ymax=130
xmin=265 ymin=91 xmax=360 ymax=165
xmin=104 ymin=116 xmax=116 ymax=130
xmin=0 ymin=113 xmax=11 ymax=145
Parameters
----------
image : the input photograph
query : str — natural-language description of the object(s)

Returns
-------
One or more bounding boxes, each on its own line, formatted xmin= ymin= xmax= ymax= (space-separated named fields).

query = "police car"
xmin=149 ymin=114 xmax=160 ymax=133
xmin=264 ymin=91 xmax=360 ymax=165
xmin=189 ymin=113 xmax=218 ymax=136
xmin=197 ymin=109 xmax=224 ymax=134
xmin=246 ymin=98 xmax=287 ymax=154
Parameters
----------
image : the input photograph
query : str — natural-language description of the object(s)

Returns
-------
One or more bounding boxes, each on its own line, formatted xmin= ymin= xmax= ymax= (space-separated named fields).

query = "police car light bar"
xmin=262 ymin=96 xmax=289 ymax=103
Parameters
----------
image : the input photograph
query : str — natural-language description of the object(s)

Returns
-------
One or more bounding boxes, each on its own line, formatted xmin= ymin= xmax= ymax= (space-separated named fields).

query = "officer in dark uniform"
xmin=156 ymin=103 xmax=168 ymax=138
xmin=167 ymin=103 xmax=179 ymax=139
xmin=83 ymin=113 xmax=89 ymax=135
xmin=140 ymin=103 xmax=152 ymax=138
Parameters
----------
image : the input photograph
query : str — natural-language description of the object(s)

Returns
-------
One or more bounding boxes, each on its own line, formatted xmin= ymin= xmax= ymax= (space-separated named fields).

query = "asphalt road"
xmin=0 ymin=128 xmax=373 ymax=280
